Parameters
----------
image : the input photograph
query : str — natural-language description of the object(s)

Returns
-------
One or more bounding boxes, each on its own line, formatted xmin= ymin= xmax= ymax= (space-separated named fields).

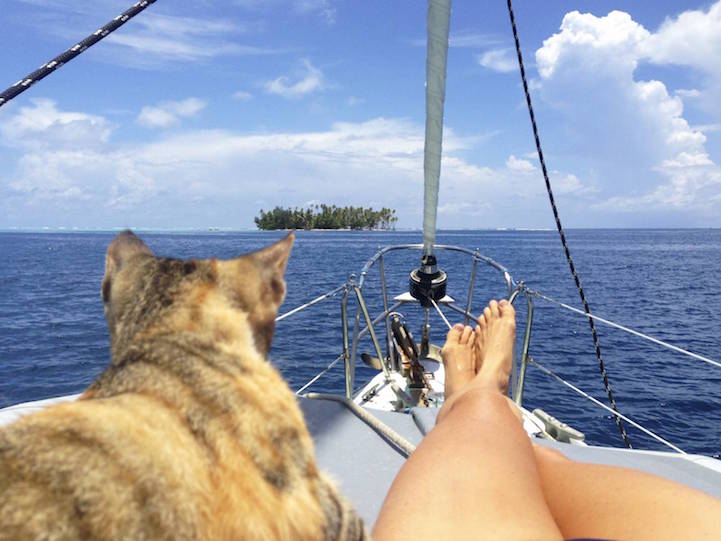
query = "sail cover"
xmin=423 ymin=0 xmax=451 ymax=256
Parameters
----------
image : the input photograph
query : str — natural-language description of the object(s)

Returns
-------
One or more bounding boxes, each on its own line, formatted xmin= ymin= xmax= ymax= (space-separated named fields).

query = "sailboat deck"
xmin=300 ymin=396 xmax=721 ymax=525
xmin=2 ymin=394 xmax=721 ymax=527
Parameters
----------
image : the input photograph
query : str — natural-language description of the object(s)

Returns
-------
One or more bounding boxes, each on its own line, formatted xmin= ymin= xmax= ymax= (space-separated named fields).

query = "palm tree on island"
xmin=254 ymin=205 xmax=398 ymax=230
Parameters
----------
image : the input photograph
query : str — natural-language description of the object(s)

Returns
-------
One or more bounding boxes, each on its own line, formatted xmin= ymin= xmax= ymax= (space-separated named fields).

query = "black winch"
xmin=409 ymin=253 xmax=447 ymax=307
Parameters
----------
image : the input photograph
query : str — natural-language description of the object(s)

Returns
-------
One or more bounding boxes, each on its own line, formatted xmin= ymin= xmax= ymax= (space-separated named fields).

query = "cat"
xmin=0 ymin=231 xmax=367 ymax=540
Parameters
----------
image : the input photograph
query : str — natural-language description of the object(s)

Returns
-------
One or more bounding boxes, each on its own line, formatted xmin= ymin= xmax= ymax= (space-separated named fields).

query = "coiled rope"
xmin=0 ymin=0 xmax=157 ymax=109
xmin=506 ymin=0 xmax=632 ymax=448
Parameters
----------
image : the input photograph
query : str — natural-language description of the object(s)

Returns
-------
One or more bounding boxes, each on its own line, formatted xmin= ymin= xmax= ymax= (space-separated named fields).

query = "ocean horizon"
xmin=2 ymin=226 xmax=721 ymax=233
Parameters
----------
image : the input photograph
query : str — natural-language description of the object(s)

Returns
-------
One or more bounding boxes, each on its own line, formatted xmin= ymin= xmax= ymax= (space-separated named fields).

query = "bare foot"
xmin=440 ymin=324 xmax=475 ymax=399
xmin=438 ymin=300 xmax=518 ymax=425
xmin=475 ymin=299 xmax=516 ymax=394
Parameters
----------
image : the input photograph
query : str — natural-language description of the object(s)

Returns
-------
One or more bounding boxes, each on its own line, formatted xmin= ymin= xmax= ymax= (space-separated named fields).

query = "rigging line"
xmin=528 ymin=289 xmax=721 ymax=371
xmin=506 ymin=0 xmax=632 ymax=449
xmin=430 ymin=298 xmax=453 ymax=330
xmin=295 ymin=354 xmax=344 ymax=395
xmin=275 ymin=284 xmax=346 ymax=322
xmin=0 ymin=1 xmax=158 ymax=109
xmin=528 ymin=357 xmax=685 ymax=454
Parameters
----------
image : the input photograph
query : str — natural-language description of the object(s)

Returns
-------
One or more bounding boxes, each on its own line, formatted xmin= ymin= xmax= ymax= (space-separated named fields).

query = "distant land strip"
xmin=254 ymin=205 xmax=398 ymax=230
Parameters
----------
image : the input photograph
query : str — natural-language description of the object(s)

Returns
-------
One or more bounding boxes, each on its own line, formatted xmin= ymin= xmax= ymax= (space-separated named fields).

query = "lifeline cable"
xmin=506 ymin=0 xmax=632 ymax=448
xmin=0 ymin=0 xmax=158 ymax=109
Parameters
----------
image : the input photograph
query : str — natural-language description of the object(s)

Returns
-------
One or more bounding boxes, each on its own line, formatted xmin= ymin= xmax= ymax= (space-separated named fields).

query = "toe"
xmin=499 ymin=299 xmax=515 ymax=319
xmin=489 ymin=300 xmax=500 ymax=318
xmin=460 ymin=325 xmax=473 ymax=345
xmin=446 ymin=323 xmax=463 ymax=344
xmin=483 ymin=306 xmax=491 ymax=322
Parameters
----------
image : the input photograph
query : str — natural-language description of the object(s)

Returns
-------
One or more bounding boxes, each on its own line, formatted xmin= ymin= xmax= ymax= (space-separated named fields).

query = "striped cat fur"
xmin=0 ymin=231 xmax=367 ymax=540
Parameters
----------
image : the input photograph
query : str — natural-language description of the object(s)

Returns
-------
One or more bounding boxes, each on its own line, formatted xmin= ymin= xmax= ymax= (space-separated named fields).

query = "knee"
xmin=534 ymin=443 xmax=571 ymax=464
xmin=439 ymin=386 xmax=509 ymax=424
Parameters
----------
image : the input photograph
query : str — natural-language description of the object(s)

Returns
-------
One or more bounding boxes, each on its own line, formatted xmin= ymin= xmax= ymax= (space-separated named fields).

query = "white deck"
xmin=3 ymin=393 xmax=721 ymax=526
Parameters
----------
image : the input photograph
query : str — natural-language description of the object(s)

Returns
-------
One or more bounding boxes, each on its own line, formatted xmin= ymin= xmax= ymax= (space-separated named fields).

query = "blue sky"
xmin=1 ymin=0 xmax=720 ymax=229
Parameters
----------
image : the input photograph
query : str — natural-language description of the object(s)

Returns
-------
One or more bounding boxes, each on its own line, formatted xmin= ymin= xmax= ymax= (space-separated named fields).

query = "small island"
xmin=255 ymin=205 xmax=398 ymax=230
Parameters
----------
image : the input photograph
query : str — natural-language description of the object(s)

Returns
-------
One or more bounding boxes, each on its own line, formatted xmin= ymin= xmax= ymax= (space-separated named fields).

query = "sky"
xmin=0 ymin=0 xmax=720 ymax=230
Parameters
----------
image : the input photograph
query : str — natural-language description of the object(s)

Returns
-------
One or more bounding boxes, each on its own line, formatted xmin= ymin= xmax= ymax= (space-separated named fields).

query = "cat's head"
xmin=101 ymin=231 xmax=294 ymax=359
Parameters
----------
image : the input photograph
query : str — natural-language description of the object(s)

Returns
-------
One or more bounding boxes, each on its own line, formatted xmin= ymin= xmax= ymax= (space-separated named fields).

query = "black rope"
xmin=505 ymin=0 xmax=632 ymax=448
xmin=0 ymin=0 xmax=158 ymax=109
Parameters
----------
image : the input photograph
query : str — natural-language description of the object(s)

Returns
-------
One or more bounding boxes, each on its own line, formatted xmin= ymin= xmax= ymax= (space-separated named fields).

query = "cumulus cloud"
xmin=478 ymin=48 xmax=517 ymax=73
xmin=642 ymin=1 xmax=721 ymax=115
xmin=264 ymin=60 xmax=325 ymax=98
xmin=641 ymin=2 xmax=721 ymax=74
xmin=534 ymin=8 xmax=721 ymax=218
xmin=506 ymin=155 xmax=535 ymax=173
xmin=0 ymin=98 xmax=110 ymax=150
xmin=137 ymin=98 xmax=206 ymax=128
xmin=0 ymin=101 xmax=586 ymax=229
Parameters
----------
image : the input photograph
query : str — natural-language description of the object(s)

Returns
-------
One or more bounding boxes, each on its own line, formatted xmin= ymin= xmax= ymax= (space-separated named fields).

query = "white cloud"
xmin=137 ymin=98 xmax=206 ymax=128
xmin=640 ymin=1 xmax=721 ymax=116
xmin=675 ymin=89 xmax=701 ymax=98
xmin=506 ymin=155 xmax=535 ymax=173
xmin=232 ymin=90 xmax=253 ymax=101
xmin=235 ymin=0 xmax=336 ymax=23
xmin=294 ymin=0 xmax=335 ymax=23
xmin=641 ymin=2 xmax=721 ymax=74
xmin=534 ymin=8 xmax=721 ymax=217
xmin=15 ymin=4 xmax=279 ymax=68
xmin=0 ymin=98 xmax=110 ymax=150
xmin=537 ymin=11 xmax=649 ymax=79
xmin=102 ymin=13 xmax=279 ymax=67
xmin=265 ymin=60 xmax=325 ymax=98
xmin=450 ymin=32 xmax=499 ymax=48
xmin=477 ymin=48 xmax=517 ymax=73
xmin=0 ymin=101 xmax=587 ymax=229
xmin=692 ymin=123 xmax=721 ymax=134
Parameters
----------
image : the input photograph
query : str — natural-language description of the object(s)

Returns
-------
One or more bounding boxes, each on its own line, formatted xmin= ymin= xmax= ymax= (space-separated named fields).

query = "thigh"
xmin=374 ymin=389 xmax=562 ymax=540
xmin=535 ymin=445 xmax=721 ymax=540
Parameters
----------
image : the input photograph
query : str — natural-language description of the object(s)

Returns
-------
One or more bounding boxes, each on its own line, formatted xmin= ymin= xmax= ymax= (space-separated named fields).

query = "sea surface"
xmin=1 ymin=229 xmax=721 ymax=457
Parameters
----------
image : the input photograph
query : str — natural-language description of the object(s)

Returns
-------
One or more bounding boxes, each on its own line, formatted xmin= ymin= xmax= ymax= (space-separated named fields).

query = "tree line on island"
xmin=255 ymin=204 xmax=398 ymax=230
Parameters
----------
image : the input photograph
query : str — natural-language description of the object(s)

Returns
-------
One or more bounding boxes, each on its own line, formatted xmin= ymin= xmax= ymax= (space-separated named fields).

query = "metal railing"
xmin=279 ymin=243 xmax=721 ymax=454
xmin=284 ymin=244 xmax=519 ymax=399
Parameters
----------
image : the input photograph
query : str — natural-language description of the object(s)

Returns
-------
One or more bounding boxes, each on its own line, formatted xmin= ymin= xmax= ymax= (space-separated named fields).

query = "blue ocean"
xmin=2 ymin=229 xmax=720 ymax=457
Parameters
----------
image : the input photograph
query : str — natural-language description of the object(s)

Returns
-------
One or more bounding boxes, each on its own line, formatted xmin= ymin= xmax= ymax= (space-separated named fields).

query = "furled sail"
xmin=422 ymin=0 xmax=451 ymax=256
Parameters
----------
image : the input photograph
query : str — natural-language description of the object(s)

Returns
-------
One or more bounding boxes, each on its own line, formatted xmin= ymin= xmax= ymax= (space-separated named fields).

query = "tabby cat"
xmin=0 ymin=231 xmax=367 ymax=540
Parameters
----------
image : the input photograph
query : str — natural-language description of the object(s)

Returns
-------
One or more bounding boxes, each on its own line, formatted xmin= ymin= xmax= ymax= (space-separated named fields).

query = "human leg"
xmin=373 ymin=302 xmax=562 ymax=540
xmin=534 ymin=442 xmax=721 ymax=540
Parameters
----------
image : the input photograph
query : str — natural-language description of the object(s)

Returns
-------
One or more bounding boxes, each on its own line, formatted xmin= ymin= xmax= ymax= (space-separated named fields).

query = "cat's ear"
xmin=250 ymin=232 xmax=294 ymax=304
xmin=253 ymin=232 xmax=294 ymax=277
xmin=102 ymin=231 xmax=153 ymax=304
xmin=221 ymin=232 xmax=293 ymax=356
